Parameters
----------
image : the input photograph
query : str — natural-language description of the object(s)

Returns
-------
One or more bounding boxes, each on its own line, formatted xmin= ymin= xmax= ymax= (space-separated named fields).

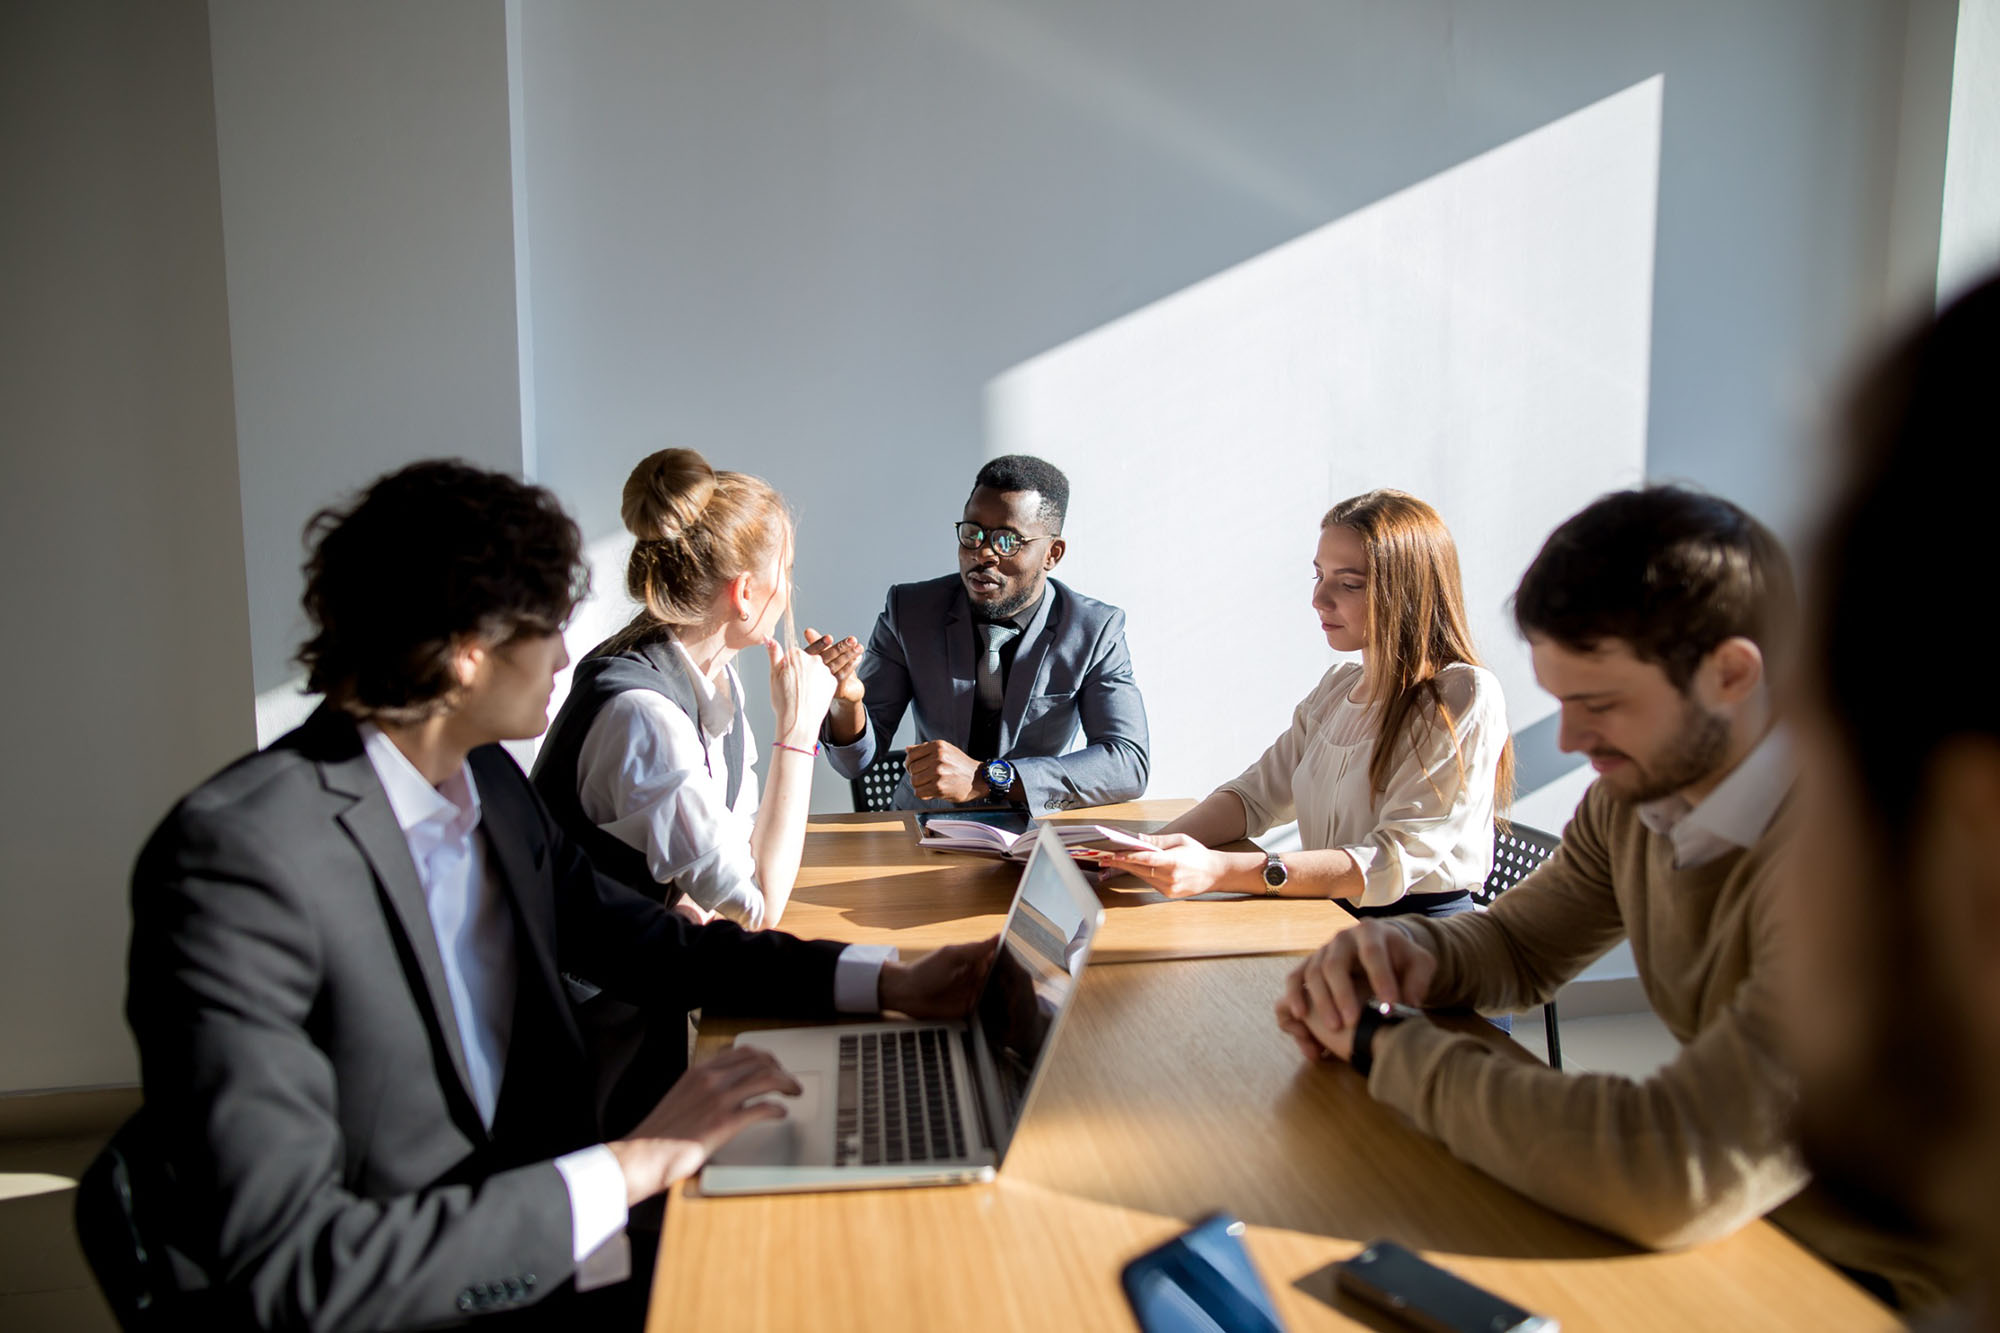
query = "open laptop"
xmin=699 ymin=824 xmax=1105 ymax=1195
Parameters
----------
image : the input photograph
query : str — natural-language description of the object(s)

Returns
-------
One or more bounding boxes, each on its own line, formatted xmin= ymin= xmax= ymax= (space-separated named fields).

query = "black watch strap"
xmin=1350 ymin=1000 xmax=1420 ymax=1078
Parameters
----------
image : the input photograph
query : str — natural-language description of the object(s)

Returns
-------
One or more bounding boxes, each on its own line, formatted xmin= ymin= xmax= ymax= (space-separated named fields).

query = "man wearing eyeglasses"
xmin=811 ymin=455 xmax=1149 ymax=812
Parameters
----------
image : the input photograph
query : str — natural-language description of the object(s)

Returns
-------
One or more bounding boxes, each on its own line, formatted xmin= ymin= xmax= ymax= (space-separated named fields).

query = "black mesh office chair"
xmin=849 ymin=749 xmax=907 ymax=813
xmin=1476 ymin=822 xmax=1566 ymax=1069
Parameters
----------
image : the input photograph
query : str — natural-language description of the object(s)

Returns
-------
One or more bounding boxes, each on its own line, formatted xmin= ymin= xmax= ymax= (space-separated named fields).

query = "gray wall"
xmin=519 ymin=0 xmax=1927 ymax=813
xmin=1941 ymin=0 xmax=2000 ymax=300
xmin=209 ymin=0 xmax=530 ymax=698
xmin=0 ymin=0 xmax=253 ymax=1091
xmin=0 ymin=0 xmax=1976 ymax=1095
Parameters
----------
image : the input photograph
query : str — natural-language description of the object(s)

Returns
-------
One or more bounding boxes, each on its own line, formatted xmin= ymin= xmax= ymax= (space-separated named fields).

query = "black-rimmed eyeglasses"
xmin=954 ymin=522 xmax=1051 ymax=558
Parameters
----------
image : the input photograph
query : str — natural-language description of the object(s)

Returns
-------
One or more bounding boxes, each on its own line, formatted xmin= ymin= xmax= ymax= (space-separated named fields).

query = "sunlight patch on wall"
xmin=986 ymin=78 xmax=1663 ymax=818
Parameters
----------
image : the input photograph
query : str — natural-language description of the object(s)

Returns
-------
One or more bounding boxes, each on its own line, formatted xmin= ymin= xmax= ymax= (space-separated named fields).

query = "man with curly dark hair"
xmin=109 ymin=460 xmax=991 ymax=1331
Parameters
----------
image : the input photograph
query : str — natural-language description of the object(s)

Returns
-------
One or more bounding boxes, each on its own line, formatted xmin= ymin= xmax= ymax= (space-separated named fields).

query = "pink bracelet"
xmin=774 ymin=741 xmax=819 ymax=758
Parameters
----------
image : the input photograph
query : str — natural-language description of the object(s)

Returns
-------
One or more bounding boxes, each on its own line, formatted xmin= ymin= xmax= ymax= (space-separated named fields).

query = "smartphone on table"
xmin=1121 ymin=1212 xmax=1287 ymax=1333
xmin=1335 ymin=1240 xmax=1558 ymax=1333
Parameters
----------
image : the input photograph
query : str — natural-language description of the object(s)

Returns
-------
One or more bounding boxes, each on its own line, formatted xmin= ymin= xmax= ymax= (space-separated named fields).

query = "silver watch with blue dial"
xmin=982 ymin=758 xmax=1016 ymax=795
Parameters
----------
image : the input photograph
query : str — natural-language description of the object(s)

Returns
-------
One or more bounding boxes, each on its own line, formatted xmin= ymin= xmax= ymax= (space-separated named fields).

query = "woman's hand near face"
xmin=1099 ymin=833 xmax=1236 ymax=899
xmin=767 ymin=640 xmax=838 ymax=747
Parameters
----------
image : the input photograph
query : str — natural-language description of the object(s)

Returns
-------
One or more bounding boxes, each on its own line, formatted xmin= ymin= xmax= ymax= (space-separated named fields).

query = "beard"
xmin=973 ymin=580 xmax=1041 ymax=623
xmin=1605 ymin=696 xmax=1734 ymax=803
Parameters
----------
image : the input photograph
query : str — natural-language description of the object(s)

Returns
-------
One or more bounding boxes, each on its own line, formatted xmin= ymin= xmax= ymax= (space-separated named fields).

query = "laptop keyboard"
xmin=835 ymin=1029 xmax=968 ymax=1166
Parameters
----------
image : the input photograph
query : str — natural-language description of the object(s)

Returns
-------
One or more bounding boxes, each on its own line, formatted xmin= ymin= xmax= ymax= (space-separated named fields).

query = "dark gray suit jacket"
xmin=822 ymin=575 xmax=1149 ymax=812
xmin=126 ymin=706 xmax=843 ymax=1330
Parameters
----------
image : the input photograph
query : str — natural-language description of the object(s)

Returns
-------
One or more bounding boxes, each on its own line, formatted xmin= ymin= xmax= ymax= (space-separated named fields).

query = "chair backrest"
xmin=74 ymin=1110 xmax=210 ymax=1330
xmin=850 ymin=749 xmax=907 ymax=813
xmin=1476 ymin=822 xmax=1563 ymax=905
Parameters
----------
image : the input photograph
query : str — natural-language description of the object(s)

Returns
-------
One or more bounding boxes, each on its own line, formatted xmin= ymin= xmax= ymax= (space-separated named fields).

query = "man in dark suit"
xmin=123 ymin=461 xmax=989 ymax=1330
xmin=812 ymin=455 xmax=1149 ymax=813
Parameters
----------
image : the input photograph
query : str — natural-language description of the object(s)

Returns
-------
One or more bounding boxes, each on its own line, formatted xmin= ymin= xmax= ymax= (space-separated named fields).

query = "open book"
xmin=918 ymin=816 xmax=1158 ymax=862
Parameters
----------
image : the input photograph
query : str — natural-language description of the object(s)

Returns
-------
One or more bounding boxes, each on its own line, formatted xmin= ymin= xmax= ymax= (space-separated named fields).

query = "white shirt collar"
xmin=668 ymin=637 xmax=738 ymax=741
xmin=1637 ymin=726 xmax=1792 ymax=868
xmin=360 ymin=722 xmax=482 ymax=840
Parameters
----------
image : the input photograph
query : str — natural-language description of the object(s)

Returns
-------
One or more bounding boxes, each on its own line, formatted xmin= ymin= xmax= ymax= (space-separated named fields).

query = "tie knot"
xmin=979 ymin=622 xmax=1022 ymax=652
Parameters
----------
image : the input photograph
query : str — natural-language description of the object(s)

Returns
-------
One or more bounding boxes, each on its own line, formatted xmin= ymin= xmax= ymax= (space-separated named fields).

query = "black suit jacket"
xmin=126 ymin=706 xmax=844 ymax=1331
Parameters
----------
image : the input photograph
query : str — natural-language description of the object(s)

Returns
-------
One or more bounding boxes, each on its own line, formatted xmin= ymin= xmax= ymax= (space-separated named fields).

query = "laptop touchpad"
xmin=708 ymin=1069 xmax=826 ymax=1167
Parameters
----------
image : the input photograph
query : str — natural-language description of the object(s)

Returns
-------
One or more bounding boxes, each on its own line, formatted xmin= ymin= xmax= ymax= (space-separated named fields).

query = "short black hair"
xmin=296 ymin=460 xmax=587 ymax=723
xmin=971 ymin=454 xmax=1069 ymax=532
xmin=1512 ymin=485 xmax=1794 ymax=690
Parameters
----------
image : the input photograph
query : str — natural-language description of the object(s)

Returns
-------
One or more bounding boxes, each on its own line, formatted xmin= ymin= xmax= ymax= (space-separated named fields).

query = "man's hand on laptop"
xmin=608 ymin=1046 xmax=803 ymax=1205
xmin=879 ymin=936 xmax=999 ymax=1018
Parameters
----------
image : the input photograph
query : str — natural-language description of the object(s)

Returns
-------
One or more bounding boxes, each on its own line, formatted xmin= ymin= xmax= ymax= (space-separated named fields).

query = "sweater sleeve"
xmin=1393 ymin=780 xmax=1630 ymax=1012
xmin=1366 ymin=808 xmax=1809 ymax=1250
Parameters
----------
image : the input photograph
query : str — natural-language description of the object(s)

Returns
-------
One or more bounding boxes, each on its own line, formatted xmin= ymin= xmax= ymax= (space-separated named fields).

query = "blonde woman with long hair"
xmin=1102 ymin=490 xmax=1513 ymax=918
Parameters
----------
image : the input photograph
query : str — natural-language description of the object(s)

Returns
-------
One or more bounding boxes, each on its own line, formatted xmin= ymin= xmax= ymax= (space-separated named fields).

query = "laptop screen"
xmin=972 ymin=833 xmax=1097 ymax=1149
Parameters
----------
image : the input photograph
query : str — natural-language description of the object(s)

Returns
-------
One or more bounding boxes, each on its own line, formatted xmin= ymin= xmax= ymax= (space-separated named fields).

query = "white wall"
xmin=1940 ymin=0 xmax=2000 ymax=302
xmin=990 ymin=80 xmax=1659 ymax=808
xmin=208 ymin=0 xmax=530 ymax=700
xmin=0 ymin=0 xmax=1973 ymax=1095
xmin=519 ymin=0 xmax=1921 ymax=813
xmin=0 ymin=0 xmax=253 ymax=1092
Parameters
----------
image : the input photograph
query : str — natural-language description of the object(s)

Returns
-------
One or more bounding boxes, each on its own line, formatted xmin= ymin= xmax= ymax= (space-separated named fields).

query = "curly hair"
xmin=295 ymin=460 xmax=588 ymax=724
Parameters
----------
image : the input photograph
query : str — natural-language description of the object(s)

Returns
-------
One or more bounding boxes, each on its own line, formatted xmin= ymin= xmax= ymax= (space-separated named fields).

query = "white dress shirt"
xmin=1216 ymin=662 xmax=1509 ymax=907
xmin=360 ymin=726 xmax=631 ymax=1287
xmin=1636 ymin=727 xmax=1793 ymax=869
xmin=362 ymin=711 xmax=895 ymax=1290
xmin=571 ymin=640 xmax=894 ymax=1006
xmin=575 ymin=640 xmax=768 ymax=925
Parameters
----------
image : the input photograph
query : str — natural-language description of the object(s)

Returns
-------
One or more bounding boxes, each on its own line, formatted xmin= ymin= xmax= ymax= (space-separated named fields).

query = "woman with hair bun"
xmin=533 ymin=447 xmax=856 ymax=930
xmin=1100 ymin=490 xmax=1512 ymax=918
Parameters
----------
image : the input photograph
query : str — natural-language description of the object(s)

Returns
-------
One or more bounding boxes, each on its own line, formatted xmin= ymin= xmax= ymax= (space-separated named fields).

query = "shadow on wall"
xmin=983 ymin=77 xmax=1661 ymax=826
xmin=262 ymin=78 xmax=1660 ymax=837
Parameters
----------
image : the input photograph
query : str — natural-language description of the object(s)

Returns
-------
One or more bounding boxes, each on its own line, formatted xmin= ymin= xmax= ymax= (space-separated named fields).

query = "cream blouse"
xmin=1215 ymin=661 xmax=1506 ymax=908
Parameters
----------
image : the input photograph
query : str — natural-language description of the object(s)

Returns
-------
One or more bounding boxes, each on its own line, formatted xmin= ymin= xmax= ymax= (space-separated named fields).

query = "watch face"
xmin=985 ymin=759 xmax=1014 ymax=790
xmin=1263 ymin=858 xmax=1287 ymax=887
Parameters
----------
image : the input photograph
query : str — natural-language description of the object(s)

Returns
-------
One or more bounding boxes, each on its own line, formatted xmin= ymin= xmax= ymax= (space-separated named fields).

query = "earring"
xmin=740 ymin=610 xmax=751 ymax=622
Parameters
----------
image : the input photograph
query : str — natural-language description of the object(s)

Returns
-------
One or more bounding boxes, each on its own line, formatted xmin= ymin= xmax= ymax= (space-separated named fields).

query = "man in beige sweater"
xmin=1275 ymin=486 xmax=1959 ymax=1312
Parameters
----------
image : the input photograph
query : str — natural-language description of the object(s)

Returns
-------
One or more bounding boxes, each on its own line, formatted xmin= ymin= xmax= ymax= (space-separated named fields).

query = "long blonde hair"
xmin=599 ymin=448 xmax=789 ymax=655
xmin=1324 ymin=490 xmax=1514 ymax=809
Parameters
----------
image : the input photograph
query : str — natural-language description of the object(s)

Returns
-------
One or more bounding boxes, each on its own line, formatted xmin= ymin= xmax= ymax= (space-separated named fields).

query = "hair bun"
xmin=623 ymin=448 xmax=718 ymax=543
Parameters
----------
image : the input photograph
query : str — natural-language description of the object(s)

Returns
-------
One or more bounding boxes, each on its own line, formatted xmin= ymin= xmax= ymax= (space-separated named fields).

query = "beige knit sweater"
xmin=1371 ymin=779 xmax=1963 ymax=1312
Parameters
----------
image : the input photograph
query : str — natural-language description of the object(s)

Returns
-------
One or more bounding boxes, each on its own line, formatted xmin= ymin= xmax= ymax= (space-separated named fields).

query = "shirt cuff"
xmin=834 ymin=943 xmax=899 ymax=1012
xmin=554 ymin=1144 xmax=630 ymax=1275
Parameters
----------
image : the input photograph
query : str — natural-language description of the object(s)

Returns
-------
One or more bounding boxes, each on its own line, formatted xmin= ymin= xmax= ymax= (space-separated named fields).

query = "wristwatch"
xmin=1262 ymin=854 xmax=1289 ymax=896
xmin=1350 ymin=999 xmax=1424 ymax=1077
xmin=982 ymin=758 xmax=1016 ymax=796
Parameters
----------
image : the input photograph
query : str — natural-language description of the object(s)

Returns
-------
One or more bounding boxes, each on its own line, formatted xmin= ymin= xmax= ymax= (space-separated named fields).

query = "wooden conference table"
xmin=643 ymin=804 xmax=1893 ymax=1333
xmin=767 ymin=801 xmax=1350 ymax=963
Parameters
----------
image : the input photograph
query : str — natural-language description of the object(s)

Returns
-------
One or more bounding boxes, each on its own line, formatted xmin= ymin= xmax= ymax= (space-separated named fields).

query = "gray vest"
xmin=530 ymin=635 xmax=746 ymax=905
